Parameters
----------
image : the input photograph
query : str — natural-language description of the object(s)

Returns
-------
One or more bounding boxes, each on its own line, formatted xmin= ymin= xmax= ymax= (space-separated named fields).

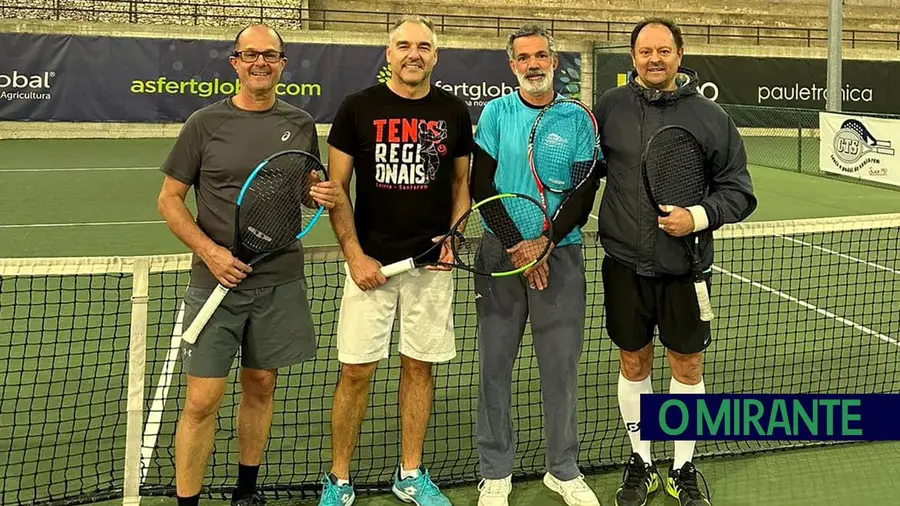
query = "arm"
xmin=326 ymin=145 xmax=386 ymax=290
xmin=327 ymin=145 xmax=365 ymax=262
xmin=690 ymin=113 xmax=758 ymax=232
xmin=450 ymin=154 xmax=471 ymax=229
xmin=549 ymin=158 xmax=607 ymax=244
xmin=156 ymin=176 xmax=250 ymax=288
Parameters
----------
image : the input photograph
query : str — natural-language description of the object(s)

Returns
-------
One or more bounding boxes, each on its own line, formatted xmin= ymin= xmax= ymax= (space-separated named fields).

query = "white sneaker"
xmin=542 ymin=473 xmax=600 ymax=506
xmin=477 ymin=475 xmax=512 ymax=506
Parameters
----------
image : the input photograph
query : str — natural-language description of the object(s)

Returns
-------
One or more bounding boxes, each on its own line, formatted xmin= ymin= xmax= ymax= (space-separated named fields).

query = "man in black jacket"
xmin=593 ymin=18 xmax=757 ymax=506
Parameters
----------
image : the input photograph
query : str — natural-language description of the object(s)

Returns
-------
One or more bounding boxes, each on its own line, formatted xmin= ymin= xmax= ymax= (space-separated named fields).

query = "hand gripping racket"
xmin=641 ymin=125 xmax=715 ymax=322
xmin=180 ymin=149 xmax=328 ymax=344
xmin=379 ymin=193 xmax=553 ymax=278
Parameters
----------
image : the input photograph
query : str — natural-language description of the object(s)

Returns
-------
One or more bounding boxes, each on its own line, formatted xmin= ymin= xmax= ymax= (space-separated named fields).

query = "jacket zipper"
xmin=637 ymin=100 xmax=648 ymax=274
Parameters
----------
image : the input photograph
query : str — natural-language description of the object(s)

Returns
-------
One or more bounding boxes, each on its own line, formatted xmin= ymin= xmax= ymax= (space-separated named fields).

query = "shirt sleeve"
xmin=160 ymin=112 xmax=204 ymax=185
xmin=327 ymin=96 xmax=358 ymax=157
xmin=454 ymin=100 xmax=475 ymax=158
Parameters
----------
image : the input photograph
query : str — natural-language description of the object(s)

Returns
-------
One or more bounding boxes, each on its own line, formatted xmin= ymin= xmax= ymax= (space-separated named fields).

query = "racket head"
xmin=234 ymin=149 xmax=328 ymax=260
xmin=528 ymin=98 xmax=600 ymax=194
xmin=451 ymin=193 xmax=553 ymax=276
xmin=641 ymin=125 xmax=708 ymax=216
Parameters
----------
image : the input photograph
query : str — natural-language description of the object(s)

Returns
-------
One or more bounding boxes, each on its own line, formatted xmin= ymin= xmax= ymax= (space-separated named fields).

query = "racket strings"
xmin=531 ymin=101 xmax=598 ymax=192
xmin=645 ymin=129 xmax=707 ymax=208
xmin=239 ymin=153 xmax=325 ymax=251
xmin=475 ymin=196 xmax=550 ymax=273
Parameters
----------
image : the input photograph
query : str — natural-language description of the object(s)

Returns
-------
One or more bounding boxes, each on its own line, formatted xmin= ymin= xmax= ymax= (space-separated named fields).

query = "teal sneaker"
xmin=317 ymin=473 xmax=355 ymax=506
xmin=391 ymin=465 xmax=451 ymax=506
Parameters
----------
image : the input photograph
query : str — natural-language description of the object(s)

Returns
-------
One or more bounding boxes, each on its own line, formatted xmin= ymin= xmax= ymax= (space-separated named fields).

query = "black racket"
xmin=181 ymin=149 xmax=328 ymax=344
xmin=641 ymin=125 xmax=715 ymax=322
xmin=379 ymin=193 xmax=553 ymax=278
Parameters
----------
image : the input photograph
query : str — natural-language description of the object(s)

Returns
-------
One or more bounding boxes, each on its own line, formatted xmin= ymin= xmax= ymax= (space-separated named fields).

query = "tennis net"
xmin=2 ymin=213 xmax=899 ymax=506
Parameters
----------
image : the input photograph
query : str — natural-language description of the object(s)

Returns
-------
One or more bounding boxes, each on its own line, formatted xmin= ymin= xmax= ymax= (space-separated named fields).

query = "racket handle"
xmin=380 ymin=258 xmax=415 ymax=278
xmin=180 ymin=284 xmax=231 ymax=344
xmin=694 ymin=280 xmax=715 ymax=322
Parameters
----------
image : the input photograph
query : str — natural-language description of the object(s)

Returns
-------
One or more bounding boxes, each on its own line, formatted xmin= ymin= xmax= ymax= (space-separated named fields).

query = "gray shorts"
xmin=179 ymin=278 xmax=317 ymax=378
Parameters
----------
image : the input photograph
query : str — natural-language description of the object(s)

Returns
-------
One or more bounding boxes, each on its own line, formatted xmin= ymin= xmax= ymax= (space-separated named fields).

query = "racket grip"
xmin=694 ymin=280 xmax=715 ymax=322
xmin=380 ymin=258 xmax=415 ymax=278
xmin=180 ymin=284 xmax=230 ymax=344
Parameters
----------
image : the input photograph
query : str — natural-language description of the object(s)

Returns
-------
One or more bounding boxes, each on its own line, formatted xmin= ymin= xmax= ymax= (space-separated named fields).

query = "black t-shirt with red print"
xmin=328 ymin=83 xmax=474 ymax=265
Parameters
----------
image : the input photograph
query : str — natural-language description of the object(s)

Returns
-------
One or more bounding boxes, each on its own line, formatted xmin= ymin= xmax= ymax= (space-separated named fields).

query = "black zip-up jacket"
xmin=593 ymin=67 xmax=758 ymax=277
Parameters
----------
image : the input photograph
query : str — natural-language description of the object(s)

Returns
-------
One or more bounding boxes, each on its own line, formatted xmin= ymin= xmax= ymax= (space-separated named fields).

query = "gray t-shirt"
xmin=160 ymin=98 xmax=319 ymax=290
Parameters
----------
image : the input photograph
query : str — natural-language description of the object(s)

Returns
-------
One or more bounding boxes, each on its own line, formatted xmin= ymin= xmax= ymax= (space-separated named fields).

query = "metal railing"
xmin=4 ymin=0 xmax=900 ymax=49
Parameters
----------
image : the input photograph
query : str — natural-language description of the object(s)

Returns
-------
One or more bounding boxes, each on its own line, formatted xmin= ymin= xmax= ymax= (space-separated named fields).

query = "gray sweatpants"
xmin=474 ymin=244 xmax=586 ymax=481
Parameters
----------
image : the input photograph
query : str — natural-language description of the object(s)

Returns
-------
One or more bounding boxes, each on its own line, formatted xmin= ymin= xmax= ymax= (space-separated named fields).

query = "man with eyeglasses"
xmin=157 ymin=23 xmax=340 ymax=506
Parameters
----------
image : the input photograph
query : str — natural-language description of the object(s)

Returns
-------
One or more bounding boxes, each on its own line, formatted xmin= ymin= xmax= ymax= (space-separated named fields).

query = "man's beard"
xmin=516 ymin=69 xmax=552 ymax=95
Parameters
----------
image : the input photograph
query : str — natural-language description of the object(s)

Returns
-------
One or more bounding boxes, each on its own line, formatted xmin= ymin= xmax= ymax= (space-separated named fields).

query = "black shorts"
xmin=601 ymin=255 xmax=712 ymax=354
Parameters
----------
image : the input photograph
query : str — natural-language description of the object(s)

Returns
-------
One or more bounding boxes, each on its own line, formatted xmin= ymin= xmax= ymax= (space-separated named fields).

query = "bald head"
xmin=234 ymin=23 xmax=284 ymax=53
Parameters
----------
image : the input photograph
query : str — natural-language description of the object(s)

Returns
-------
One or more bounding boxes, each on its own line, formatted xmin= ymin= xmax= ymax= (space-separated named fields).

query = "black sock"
xmin=235 ymin=464 xmax=260 ymax=498
xmin=176 ymin=494 xmax=200 ymax=506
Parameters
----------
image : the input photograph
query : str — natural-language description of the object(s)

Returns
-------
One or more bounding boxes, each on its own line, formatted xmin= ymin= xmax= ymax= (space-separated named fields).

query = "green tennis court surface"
xmin=1 ymin=136 xmax=899 ymax=506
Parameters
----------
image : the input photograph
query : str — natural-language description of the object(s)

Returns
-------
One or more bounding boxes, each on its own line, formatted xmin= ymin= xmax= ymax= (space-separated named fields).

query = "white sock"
xmin=618 ymin=373 xmax=653 ymax=465
xmin=670 ymin=377 xmax=705 ymax=471
xmin=336 ymin=478 xmax=350 ymax=486
xmin=401 ymin=466 xmax=421 ymax=479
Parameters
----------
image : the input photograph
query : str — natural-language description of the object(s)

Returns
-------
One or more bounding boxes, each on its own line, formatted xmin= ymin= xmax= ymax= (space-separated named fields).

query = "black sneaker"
xmin=230 ymin=490 xmax=266 ymax=506
xmin=666 ymin=462 xmax=711 ymax=506
xmin=615 ymin=453 xmax=660 ymax=506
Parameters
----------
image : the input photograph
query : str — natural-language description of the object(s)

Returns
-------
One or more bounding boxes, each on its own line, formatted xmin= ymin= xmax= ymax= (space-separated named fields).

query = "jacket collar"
xmin=627 ymin=66 xmax=700 ymax=104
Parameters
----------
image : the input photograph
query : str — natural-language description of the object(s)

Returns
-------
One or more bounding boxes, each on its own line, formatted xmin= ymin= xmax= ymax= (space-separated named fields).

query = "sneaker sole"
xmin=542 ymin=474 xmax=600 ymax=506
xmin=392 ymin=485 xmax=424 ymax=505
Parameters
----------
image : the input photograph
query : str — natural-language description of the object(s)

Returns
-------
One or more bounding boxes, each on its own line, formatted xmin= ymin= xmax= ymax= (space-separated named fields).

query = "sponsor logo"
xmin=0 ymin=70 xmax=55 ymax=101
xmin=129 ymin=77 xmax=322 ymax=98
xmin=830 ymin=118 xmax=894 ymax=175
xmin=758 ymin=83 xmax=873 ymax=104
xmin=281 ymin=131 xmax=291 ymax=142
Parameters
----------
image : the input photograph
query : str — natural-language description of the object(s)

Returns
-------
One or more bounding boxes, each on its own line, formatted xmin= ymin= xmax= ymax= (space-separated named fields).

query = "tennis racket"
xmin=527 ymin=98 xmax=601 ymax=216
xmin=641 ymin=125 xmax=715 ymax=322
xmin=379 ymin=193 xmax=553 ymax=278
xmin=180 ymin=149 xmax=328 ymax=344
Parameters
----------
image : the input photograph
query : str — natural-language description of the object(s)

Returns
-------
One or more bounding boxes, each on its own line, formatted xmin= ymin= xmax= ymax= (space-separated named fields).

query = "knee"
xmin=241 ymin=369 xmax=277 ymax=402
xmin=668 ymin=350 xmax=703 ymax=385
xmin=619 ymin=345 xmax=653 ymax=381
xmin=183 ymin=386 xmax=223 ymax=424
xmin=400 ymin=355 xmax=433 ymax=380
xmin=340 ymin=362 xmax=377 ymax=387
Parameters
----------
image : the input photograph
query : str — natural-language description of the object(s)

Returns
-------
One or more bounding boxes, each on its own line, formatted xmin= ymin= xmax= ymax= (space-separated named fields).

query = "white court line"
xmin=777 ymin=234 xmax=899 ymax=276
xmin=140 ymin=301 xmax=184 ymax=484
xmin=713 ymin=265 xmax=899 ymax=347
xmin=0 ymin=166 xmax=157 ymax=173
xmin=0 ymin=220 xmax=165 ymax=229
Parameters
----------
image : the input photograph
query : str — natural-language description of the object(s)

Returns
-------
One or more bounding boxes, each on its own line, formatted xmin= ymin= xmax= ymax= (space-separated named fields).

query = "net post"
xmin=123 ymin=257 xmax=150 ymax=506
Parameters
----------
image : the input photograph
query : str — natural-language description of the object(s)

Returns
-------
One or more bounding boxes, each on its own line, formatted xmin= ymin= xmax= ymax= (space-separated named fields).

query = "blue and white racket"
xmin=180 ymin=149 xmax=327 ymax=344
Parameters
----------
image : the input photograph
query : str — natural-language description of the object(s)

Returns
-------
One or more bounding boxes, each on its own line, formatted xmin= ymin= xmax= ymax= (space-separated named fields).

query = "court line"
xmin=140 ymin=301 xmax=184 ymax=484
xmin=777 ymin=234 xmax=899 ymax=276
xmin=0 ymin=220 xmax=165 ymax=229
xmin=0 ymin=166 xmax=158 ymax=173
xmin=712 ymin=265 xmax=899 ymax=347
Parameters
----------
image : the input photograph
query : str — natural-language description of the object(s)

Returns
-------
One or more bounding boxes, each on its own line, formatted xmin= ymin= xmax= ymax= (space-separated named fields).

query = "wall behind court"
xmin=1 ymin=19 xmax=898 ymax=139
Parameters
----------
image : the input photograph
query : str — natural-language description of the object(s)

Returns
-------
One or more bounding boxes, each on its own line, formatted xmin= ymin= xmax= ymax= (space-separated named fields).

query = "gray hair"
xmin=506 ymin=24 xmax=556 ymax=59
xmin=389 ymin=14 xmax=438 ymax=47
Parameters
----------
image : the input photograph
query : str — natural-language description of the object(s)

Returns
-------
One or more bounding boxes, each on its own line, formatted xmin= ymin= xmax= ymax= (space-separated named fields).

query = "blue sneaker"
xmin=392 ymin=465 xmax=451 ymax=505
xmin=317 ymin=473 xmax=355 ymax=506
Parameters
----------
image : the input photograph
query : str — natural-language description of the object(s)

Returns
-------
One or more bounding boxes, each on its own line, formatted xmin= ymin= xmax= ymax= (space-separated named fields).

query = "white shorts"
xmin=336 ymin=262 xmax=457 ymax=364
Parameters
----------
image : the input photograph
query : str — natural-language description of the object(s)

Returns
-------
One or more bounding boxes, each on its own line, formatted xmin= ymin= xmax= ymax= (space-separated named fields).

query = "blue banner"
xmin=0 ymin=33 xmax=581 ymax=124
xmin=640 ymin=394 xmax=900 ymax=441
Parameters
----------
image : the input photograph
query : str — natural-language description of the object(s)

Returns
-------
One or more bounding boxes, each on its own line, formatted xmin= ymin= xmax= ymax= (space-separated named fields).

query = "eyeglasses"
xmin=232 ymin=50 xmax=285 ymax=63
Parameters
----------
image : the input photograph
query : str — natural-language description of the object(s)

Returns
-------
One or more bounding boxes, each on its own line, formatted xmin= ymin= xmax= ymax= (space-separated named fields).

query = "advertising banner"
xmin=820 ymin=111 xmax=900 ymax=187
xmin=592 ymin=51 xmax=898 ymax=115
xmin=0 ymin=33 xmax=582 ymax=124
